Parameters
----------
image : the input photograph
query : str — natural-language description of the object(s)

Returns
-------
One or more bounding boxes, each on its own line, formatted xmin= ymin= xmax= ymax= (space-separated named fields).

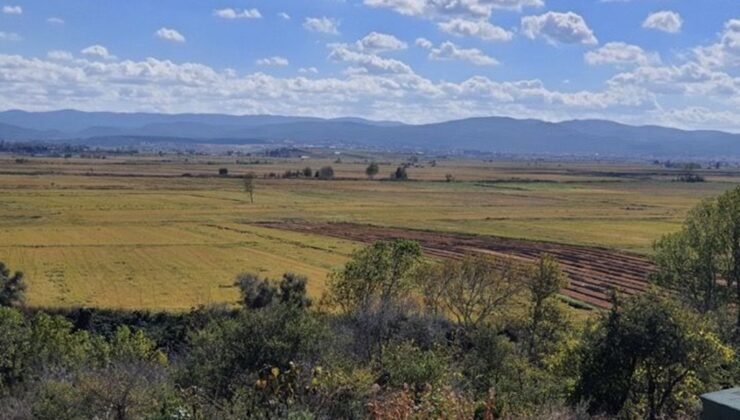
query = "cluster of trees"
xmin=3 ymin=187 xmax=740 ymax=418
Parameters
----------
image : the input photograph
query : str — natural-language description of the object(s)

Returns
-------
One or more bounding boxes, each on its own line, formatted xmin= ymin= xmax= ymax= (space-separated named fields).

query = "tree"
xmin=391 ymin=166 xmax=408 ymax=181
xmin=243 ymin=172 xmax=256 ymax=204
xmin=317 ymin=166 xmax=334 ymax=180
xmin=302 ymin=167 xmax=313 ymax=178
xmin=327 ymin=240 xmax=422 ymax=359
xmin=573 ymin=291 xmax=732 ymax=419
xmin=218 ymin=168 xmax=229 ymax=176
xmin=365 ymin=162 xmax=379 ymax=179
xmin=234 ymin=273 xmax=275 ymax=310
xmin=327 ymin=240 xmax=422 ymax=314
xmin=0 ymin=262 xmax=27 ymax=308
xmin=419 ymin=255 xmax=527 ymax=330
xmin=651 ymin=186 xmax=740 ymax=332
xmin=524 ymin=255 xmax=569 ymax=361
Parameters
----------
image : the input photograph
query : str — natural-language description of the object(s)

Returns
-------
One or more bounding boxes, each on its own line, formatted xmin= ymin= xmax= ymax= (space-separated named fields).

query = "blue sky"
xmin=0 ymin=0 xmax=738 ymax=131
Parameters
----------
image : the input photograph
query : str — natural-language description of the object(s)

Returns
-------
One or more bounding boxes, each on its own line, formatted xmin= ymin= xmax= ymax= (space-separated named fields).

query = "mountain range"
xmin=0 ymin=109 xmax=738 ymax=158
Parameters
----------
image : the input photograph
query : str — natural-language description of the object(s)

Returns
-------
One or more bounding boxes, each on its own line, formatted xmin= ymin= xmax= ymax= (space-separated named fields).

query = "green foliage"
xmin=327 ymin=239 xmax=421 ymax=313
xmin=378 ymin=341 xmax=450 ymax=392
xmin=524 ymin=255 xmax=570 ymax=363
xmin=391 ymin=165 xmax=408 ymax=180
xmin=365 ymin=162 xmax=379 ymax=179
xmin=181 ymin=303 xmax=327 ymax=399
xmin=652 ymin=199 xmax=726 ymax=313
xmin=573 ymin=291 xmax=732 ymax=419
xmin=235 ymin=272 xmax=312 ymax=310
xmin=316 ymin=166 xmax=334 ymax=180
xmin=420 ymin=255 xmax=527 ymax=329
xmin=235 ymin=272 xmax=276 ymax=309
xmin=0 ymin=262 xmax=26 ymax=308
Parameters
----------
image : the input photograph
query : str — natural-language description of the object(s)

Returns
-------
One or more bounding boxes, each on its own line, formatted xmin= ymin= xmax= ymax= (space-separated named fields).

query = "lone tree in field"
xmin=391 ymin=166 xmax=408 ymax=181
xmin=218 ymin=167 xmax=229 ymax=176
xmin=0 ymin=262 xmax=26 ymax=308
xmin=316 ymin=166 xmax=334 ymax=180
xmin=365 ymin=162 xmax=379 ymax=179
xmin=243 ymin=172 xmax=256 ymax=203
xmin=652 ymin=185 xmax=740 ymax=334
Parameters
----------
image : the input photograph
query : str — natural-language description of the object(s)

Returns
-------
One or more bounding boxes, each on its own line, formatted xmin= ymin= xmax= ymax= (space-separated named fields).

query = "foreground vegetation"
xmin=1 ymin=155 xmax=737 ymax=309
xmin=3 ymin=185 xmax=740 ymax=418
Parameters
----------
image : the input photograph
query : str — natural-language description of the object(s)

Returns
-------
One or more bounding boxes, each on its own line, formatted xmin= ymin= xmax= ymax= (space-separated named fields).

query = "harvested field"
xmin=257 ymin=221 xmax=656 ymax=309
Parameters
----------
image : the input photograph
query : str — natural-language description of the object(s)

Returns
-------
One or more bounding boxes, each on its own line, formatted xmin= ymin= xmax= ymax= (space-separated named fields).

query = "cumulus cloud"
xmin=0 ymin=32 xmax=21 ymax=42
xmin=329 ymin=44 xmax=414 ymax=74
xmin=521 ymin=12 xmax=598 ymax=45
xmin=0 ymin=52 xmax=707 ymax=129
xmin=416 ymin=37 xmax=434 ymax=49
xmin=46 ymin=17 xmax=65 ymax=25
xmin=429 ymin=41 xmax=499 ymax=65
xmin=303 ymin=17 xmax=340 ymax=35
xmin=213 ymin=8 xmax=262 ymax=19
xmin=299 ymin=67 xmax=319 ymax=74
xmin=47 ymin=50 xmax=74 ymax=61
xmin=81 ymin=45 xmax=116 ymax=60
xmin=256 ymin=56 xmax=289 ymax=66
xmin=2 ymin=5 xmax=22 ymax=15
xmin=279 ymin=12 xmax=291 ymax=20
xmin=585 ymin=42 xmax=660 ymax=67
xmin=363 ymin=0 xmax=543 ymax=19
xmin=155 ymin=28 xmax=186 ymax=43
xmin=694 ymin=19 xmax=740 ymax=68
xmin=356 ymin=32 xmax=408 ymax=52
xmin=438 ymin=18 xmax=513 ymax=42
xmin=642 ymin=11 xmax=682 ymax=34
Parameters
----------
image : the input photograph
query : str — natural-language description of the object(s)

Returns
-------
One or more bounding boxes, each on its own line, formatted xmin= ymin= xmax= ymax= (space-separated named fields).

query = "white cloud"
xmin=438 ymin=18 xmax=513 ymax=42
xmin=521 ymin=12 xmax=598 ymax=45
xmin=279 ymin=12 xmax=291 ymax=20
xmin=429 ymin=41 xmax=499 ymax=65
xmin=363 ymin=0 xmax=543 ymax=19
xmin=46 ymin=17 xmax=65 ymax=25
xmin=213 ymin=8 xmax=262 ymax=20
xmin=0 ymin=32 xmax=21 ymax=42
xmin=155 ymin=28 xmax=186 ymax=43
xmin=357 ymin=32 xmax=408 ymax=52
xmin=585 ymin=42 xmax=660 ymax=67
xmin=642 ymin=11 xmax=682 ymax=34
xmin=2 ymin=5 xmax=22 ymax=15
xmin=694 ymin=19 xmax=740 ymax=68
xmin=256 ymin=56 xmax=289 ymax=66
xmin=303 ymin=17 xmax=340 ymax=35
xmin=299 ymin=67 xmax=319 ymax=74
xmin=47 ymin=50 xmax=74 ymax=61
xmin=81 ymin=45 xmax=116 ymax=60
xmin=329 ymin=44 xmax=414 ymax=74
xmin=415 ymin=37 xmax=433 ymax=49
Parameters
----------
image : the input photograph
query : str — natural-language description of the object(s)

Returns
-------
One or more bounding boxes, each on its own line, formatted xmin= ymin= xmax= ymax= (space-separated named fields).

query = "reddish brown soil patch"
xmin=257 ymin=221 xmax=655 ymax=309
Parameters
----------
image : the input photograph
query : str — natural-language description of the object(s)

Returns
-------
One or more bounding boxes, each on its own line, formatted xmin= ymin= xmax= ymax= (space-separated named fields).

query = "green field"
xmin=1 ymin=155 xmax=736 ymax=310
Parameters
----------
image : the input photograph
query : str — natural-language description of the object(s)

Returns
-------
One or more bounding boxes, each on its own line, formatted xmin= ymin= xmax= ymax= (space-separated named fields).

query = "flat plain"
xmin=0 ymin=154 xmax=736 ymax=310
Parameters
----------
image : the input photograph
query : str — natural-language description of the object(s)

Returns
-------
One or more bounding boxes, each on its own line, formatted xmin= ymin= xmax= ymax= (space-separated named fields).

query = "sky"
xmin=0 ymin=0 xmax=738 ymax=131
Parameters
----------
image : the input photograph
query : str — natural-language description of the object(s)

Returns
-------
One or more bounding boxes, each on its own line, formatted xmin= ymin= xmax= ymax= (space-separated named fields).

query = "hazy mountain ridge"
xmin=1 ymin=110 xmax=738 ymax=158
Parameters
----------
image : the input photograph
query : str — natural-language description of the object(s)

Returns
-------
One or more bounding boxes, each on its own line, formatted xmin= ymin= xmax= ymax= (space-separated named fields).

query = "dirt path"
xmin=256 ymin=221 xmax=656 ymax=309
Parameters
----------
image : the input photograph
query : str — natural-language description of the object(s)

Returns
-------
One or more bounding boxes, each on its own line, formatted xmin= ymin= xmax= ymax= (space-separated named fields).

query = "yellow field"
xmin=0 ymin=155 xmax=736 ymax=310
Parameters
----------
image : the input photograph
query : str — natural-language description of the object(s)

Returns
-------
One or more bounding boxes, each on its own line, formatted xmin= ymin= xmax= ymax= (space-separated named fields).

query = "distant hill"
xmin=1 ymin=109 xmax=739 ymax=158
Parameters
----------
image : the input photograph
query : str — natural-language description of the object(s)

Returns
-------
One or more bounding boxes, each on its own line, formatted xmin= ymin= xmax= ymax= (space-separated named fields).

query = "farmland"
xmin=0 ymin=154 xmax=736 ymax=310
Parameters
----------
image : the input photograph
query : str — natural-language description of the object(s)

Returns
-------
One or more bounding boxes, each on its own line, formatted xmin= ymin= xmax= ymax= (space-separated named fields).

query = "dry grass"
xmin=1 ymin=155 xmax=736 ymax=310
